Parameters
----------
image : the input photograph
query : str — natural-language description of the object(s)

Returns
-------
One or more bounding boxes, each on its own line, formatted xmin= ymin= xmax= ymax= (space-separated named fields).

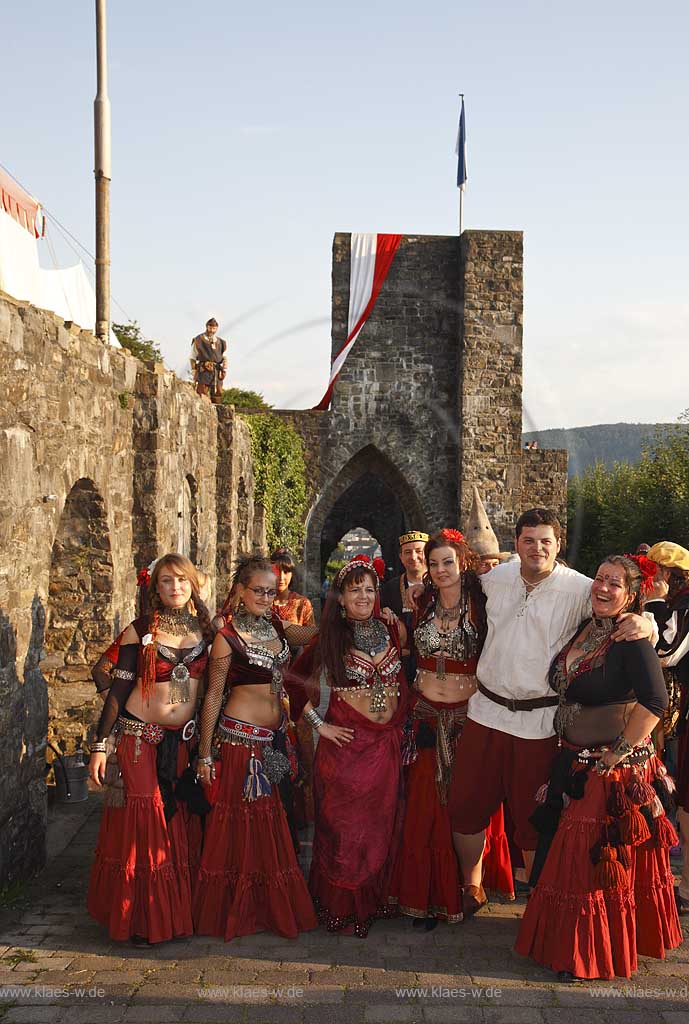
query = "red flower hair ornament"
xmin=137 ymin=567 xmax=151 ymax=588
xmin=440 ymin=528 xmax=465 ymax=545
xmin=624 ymin=554 xmax=657 ymax=597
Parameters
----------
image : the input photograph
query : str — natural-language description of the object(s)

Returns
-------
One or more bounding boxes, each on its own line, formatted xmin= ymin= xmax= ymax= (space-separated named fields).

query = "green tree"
xmin=112 ymin=321 xmax=162 ymax=363
xmin=567 ymin=410 xmax=689 ymax=575
xmin=243 ymin=414 xmax=308 ymax=551
xmin=221 ymin=387 xmax=272 ymax=411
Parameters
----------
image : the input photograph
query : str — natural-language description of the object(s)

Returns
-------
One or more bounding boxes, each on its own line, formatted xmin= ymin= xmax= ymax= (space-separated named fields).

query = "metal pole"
xmin=459 ymin=188 xmax=464 ymax=235
xmin=94 ymin=0 xmax=111 ymax=343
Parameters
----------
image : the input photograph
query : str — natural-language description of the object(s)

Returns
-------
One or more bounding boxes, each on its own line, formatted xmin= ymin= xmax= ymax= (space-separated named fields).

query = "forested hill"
xmin=522 ymin=423 xmax=689 ymax=478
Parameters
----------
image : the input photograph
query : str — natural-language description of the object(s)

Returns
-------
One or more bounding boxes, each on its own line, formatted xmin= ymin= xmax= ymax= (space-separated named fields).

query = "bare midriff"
xmin=224 ymin=633 xmax=284 ymax=729
xmin=126 ymin=680 xmax=201 ymax=727
xmin=333 ymin=687 xmax=399 ymax=724
xmin=415 ymin=669 xmax=477 ymax=704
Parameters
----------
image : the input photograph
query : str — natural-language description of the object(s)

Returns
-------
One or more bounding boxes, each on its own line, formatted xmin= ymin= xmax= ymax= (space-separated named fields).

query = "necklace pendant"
xmin=169 ymin=662 xmax=191 ymax=704
xmin=369 ymin=678 xmax=388 ymax=714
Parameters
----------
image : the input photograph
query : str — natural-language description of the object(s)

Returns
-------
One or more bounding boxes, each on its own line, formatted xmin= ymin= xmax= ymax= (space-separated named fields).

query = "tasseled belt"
xmin=402 ymin=696 xmax=468 ymax=804
xmin=216 ymin=713 xmax=292 ymax=801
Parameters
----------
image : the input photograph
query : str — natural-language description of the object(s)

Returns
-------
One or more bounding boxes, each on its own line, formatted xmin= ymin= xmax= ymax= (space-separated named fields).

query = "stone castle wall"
xmin=0 ymin=292 xmax=261 ymax=887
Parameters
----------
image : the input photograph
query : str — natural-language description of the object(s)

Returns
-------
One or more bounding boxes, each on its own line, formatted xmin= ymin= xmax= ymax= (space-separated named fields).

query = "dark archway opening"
xmin=320 ymin=472 xmax=406 ymax=584
xmin=43 ymin=479 xmax=113 ymax=756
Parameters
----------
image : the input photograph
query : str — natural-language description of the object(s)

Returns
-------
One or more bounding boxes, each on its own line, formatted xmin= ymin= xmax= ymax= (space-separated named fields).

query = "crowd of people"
xmin=85 ymin=507 xmax=688 ymax=982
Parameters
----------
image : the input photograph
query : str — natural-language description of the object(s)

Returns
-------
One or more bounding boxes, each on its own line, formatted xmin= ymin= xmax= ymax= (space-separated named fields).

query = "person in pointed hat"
xmin=466 ymin=487 xmax=508 ymax=574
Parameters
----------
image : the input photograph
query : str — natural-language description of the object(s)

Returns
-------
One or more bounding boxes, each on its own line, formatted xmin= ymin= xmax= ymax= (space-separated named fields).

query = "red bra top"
xmin=335 ymin=643 xmax=404 ymax=692
xmin=153 ymin=639 xmax=208 ymax=681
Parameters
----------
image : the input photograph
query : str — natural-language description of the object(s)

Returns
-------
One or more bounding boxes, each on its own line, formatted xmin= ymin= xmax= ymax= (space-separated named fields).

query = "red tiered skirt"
xmin=515 ymin=752 xmax=683 ymax=979
xmin=87 ymin=732 xmax=194 ymax=943
xmin=310 ymin=693 xmax=407 ymax=935
xmin=389 ymin=700 xmax=514 ymax=922
xmin=193 ymin=742 xmax=317 ymax=941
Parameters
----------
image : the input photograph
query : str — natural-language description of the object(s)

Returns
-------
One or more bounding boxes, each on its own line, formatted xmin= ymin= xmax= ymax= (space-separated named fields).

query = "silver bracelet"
xmin=304 ymin=708 xmax=325 ymax=731
xmin=197 ymin=755 xmax=213 ymax=766
xmin=90 ymin=741 xmax=107 ymax=754
xmin=611 ymin=734 xmax=633 ymax=757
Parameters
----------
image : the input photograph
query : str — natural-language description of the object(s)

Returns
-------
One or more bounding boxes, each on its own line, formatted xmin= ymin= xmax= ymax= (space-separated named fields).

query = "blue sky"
xmin=3 ymin=0 xmax=688 ymax=428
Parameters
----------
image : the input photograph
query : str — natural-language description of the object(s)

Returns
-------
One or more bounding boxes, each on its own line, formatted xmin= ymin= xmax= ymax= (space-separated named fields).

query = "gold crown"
xmin=399 ymin=531 xmax=429 ymax=546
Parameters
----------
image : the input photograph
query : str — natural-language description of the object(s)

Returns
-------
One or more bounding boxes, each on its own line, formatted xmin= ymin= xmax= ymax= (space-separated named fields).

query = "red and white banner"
xmin=314 ymin=232 xmax=402 ymax=410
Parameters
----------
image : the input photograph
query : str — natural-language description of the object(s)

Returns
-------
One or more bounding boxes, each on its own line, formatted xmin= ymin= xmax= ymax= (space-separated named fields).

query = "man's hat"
xmin=399 ymin=531 xmax=429 ymax=546
xmin=466 ymin=486 xmax=502 ymax=559
xmin=648 ymin=541 xmax=689 ymax=572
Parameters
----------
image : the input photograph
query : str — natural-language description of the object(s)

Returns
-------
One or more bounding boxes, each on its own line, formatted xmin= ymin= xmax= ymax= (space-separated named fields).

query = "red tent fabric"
xmin=0 ymin=165 xmax=42 ymax=238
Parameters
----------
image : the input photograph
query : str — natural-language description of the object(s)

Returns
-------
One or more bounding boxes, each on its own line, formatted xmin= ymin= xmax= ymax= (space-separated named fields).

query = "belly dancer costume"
xmin=87 ymin=615 xmax=209 ymax=943
xmin=193 ymin=613 xmax=317 ymax=940
xmin=516 ymin=627 xmax=682 ymax=979
xmin=290 ymin=619 xmax=408 ymax=936
xmin=389 ymin=582 xmax=513 ymax=923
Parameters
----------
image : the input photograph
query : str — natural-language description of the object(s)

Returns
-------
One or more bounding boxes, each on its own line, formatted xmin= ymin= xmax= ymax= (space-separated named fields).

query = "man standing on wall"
xmin=380 ymin=530 xmax=428 ymax=682
xmin=191 ymin=318 xmax=227 ymax=403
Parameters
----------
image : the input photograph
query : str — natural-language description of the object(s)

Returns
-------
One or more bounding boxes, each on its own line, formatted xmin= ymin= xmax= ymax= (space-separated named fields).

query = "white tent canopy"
xmin=0 ymin=164 xmax=96 ymax=333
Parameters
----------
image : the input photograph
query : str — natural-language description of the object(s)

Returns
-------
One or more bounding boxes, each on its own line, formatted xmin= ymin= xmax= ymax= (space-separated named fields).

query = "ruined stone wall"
xmin=522 ymin=448 xmax=569 ymax=541
xmin=0 ymin=292 xmax=258 ymax=887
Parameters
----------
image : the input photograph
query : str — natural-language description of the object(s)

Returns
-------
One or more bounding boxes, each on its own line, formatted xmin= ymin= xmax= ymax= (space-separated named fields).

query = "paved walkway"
xmin=1 ymin=795 xmax=688 ymax=1024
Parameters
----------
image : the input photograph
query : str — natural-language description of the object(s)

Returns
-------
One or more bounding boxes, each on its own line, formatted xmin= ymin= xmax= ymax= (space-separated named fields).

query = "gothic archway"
xmin=304 ymin=445 xmax=427 ymax=599
xmin=43 ymin=479 xmax=113 ymax=753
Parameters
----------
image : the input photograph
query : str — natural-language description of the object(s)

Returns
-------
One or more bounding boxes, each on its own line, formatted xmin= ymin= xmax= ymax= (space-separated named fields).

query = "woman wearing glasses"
xmin=193 ymin=554 xmax=318 ymax=940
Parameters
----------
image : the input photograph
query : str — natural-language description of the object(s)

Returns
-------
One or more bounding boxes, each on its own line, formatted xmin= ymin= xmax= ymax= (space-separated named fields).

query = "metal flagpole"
xmin=459 ymin=187 xmax=464 ymax=236
xmin=94 ymin=0 xmax=111 ymax=343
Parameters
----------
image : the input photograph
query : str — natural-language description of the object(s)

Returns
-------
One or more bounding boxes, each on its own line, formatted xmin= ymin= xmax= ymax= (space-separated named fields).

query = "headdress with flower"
xmin=439 ymin=528 xmax=465 ymax=545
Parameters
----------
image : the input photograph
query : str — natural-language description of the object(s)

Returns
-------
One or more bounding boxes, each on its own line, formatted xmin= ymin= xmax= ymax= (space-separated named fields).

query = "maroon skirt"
xmin=193 ymin=741 xmax=317 ymax=941
xmin=87 ymin=732 xmax=194 ymax=943
xmin=515 ymin=750 xmax=683 ymax=979
xmin=389 ymin=698 xmax=513 ymax=923
xmin=310 ymin=691 xmax=407 ymax=936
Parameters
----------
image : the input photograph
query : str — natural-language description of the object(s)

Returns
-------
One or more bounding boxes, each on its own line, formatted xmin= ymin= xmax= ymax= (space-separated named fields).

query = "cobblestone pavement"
xmin=1 ymin=795 xmax=688 ymax=1024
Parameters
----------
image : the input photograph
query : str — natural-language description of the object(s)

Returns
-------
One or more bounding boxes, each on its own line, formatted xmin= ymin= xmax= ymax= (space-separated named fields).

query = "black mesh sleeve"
xmin=198 ymin=653 xmax=231 ymax=758
xmin=95 ymin=643 xmax=138 ymax=740
xmin=284 ymin=623 xmax=318 ymax=648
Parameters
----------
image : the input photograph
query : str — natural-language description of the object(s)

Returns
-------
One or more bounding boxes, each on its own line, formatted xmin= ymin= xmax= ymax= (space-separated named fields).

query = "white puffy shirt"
xmin=468 ymin=560 xmax=592 ymax=740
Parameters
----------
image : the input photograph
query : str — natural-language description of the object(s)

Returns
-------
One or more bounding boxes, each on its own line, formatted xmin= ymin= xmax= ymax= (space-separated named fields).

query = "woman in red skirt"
xmin=88 ymin=553 xmax=212 ymax=944
xmin=516 ymin=554 xmax=683 ymax=980
xmin=288 ymin=555 xmax=408 ymax=937
xmin=193 ymin=555 xmax=317 ymax=940
xmin=388 ymin=530 xmax=513 ymax=929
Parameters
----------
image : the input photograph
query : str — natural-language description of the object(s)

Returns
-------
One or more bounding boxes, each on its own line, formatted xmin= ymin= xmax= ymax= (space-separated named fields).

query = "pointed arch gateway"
xmin=304 ymin=445 xmax=428 ymax=597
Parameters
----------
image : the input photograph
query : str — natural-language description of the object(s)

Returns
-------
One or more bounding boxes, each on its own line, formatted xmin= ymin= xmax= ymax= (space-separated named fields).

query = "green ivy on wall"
xmin=242 ymin=414 xmax=308 ymax=553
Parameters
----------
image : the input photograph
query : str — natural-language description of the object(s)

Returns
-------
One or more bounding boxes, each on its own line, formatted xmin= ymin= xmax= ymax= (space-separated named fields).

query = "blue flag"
xmin=455 ymin=98 xmax=467 ymax=190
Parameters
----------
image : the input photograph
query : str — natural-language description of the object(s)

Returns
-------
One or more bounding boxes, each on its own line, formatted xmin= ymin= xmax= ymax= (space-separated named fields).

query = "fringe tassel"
xmin=654 ymin=814 xmax=679 ymax=849
xmin=103 ymin=752 xmax=126 ymax=808
xmin=592 ymin=844 xmax=628 ymax=890
xmin=652 ymin=777 xmax=676 ymax=815
xmin=401 ymin=719 xmax=418 ymax=767
xmin=615 ymin=843 xmax=632 ymax=870
xmin=618 ymin=807 xmax=652 ymax=846
xmin=242 ymin=752 xmax=272 ymax=802
xmin=625 ymin=776 xmax=656 ymax=806
xmin=607 ymin=778 xmax=631 ymax=817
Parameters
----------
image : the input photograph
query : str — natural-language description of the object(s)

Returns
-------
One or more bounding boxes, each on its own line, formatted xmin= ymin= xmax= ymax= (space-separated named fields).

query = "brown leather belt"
xmin=477 ymin=681 xmax=558 ymax=712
